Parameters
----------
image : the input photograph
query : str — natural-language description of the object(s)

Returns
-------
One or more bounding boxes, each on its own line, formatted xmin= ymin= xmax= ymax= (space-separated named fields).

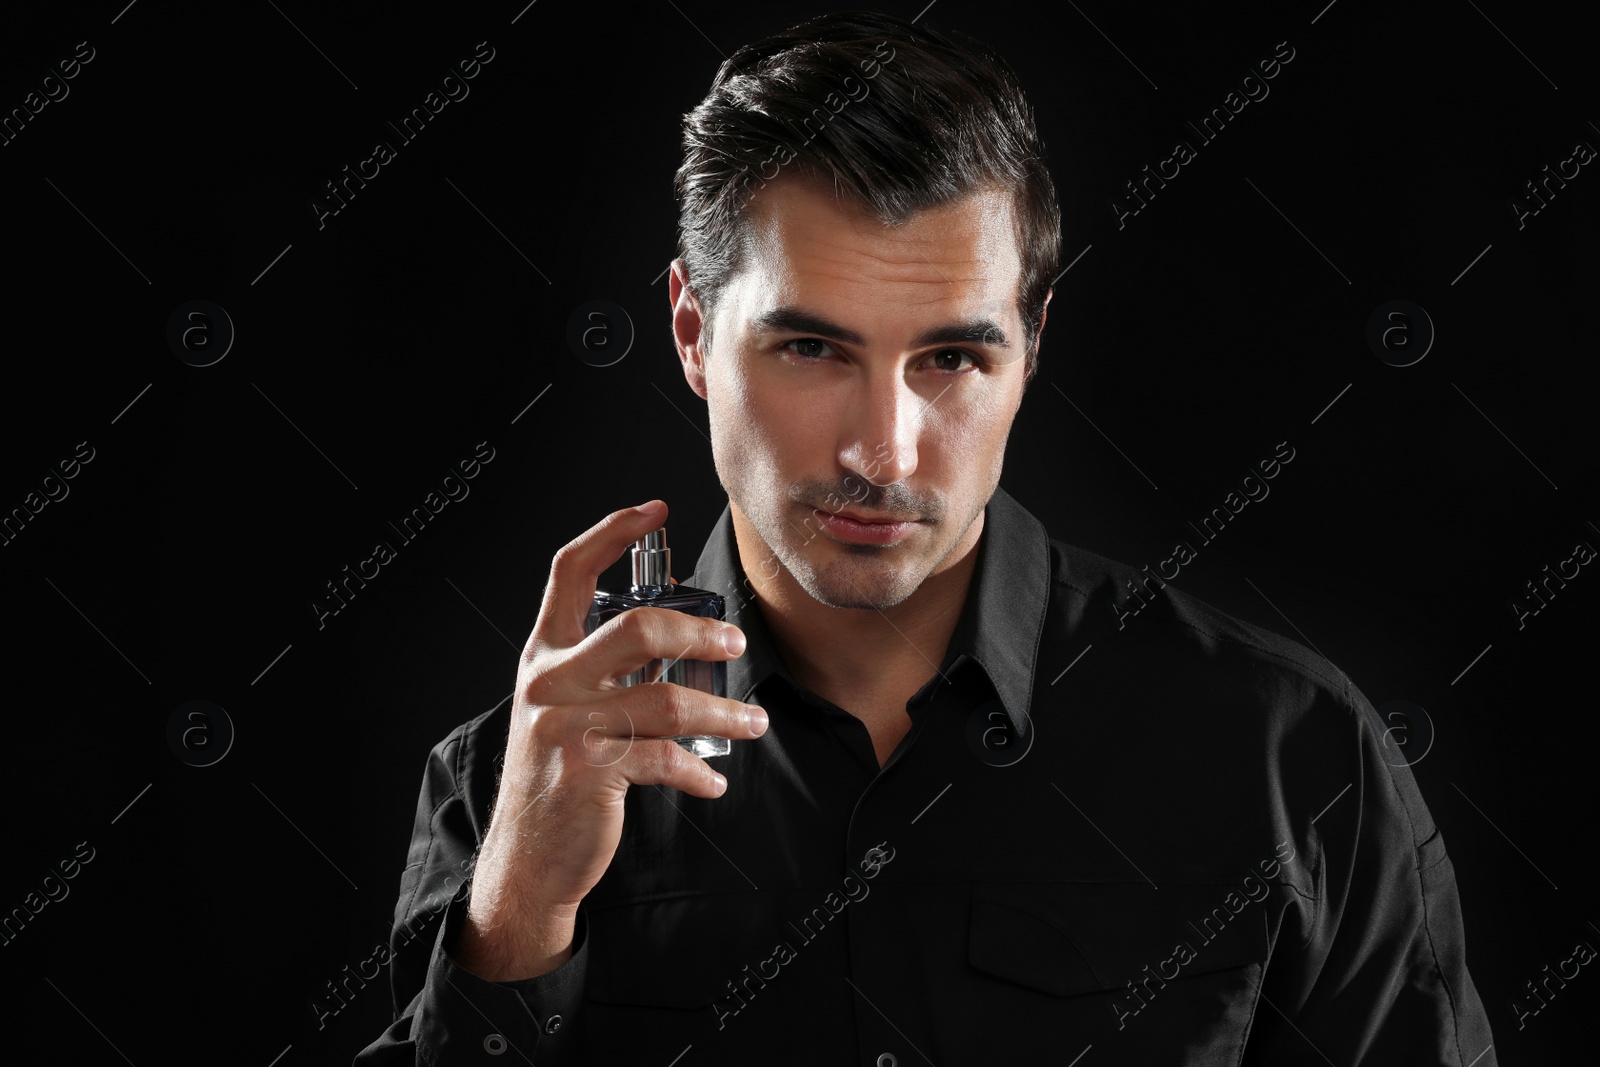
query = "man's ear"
xmin=669 ymin=259 xmax=709 ymax=400
xmin=1026 ymin=287 xmax=1052 ymax=387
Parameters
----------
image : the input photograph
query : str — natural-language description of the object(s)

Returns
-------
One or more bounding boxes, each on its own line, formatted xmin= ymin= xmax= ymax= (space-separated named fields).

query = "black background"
xmin=1 ymin=1 xmax=1593 ymax=1063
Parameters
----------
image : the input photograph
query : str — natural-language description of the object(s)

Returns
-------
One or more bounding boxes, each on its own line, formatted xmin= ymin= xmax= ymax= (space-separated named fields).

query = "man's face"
xmin=672 ymin=174 xmax=1044 ymax=612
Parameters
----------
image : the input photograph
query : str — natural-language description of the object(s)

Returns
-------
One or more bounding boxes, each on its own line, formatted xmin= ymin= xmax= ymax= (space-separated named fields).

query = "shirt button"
xmin=544 ymin=1014 xmax=563 ymax=1035
xmin=877 ymin=1055 xmax=898 ymax=1067
xmin=483 ymin=1033 xmax=507 ymax=1055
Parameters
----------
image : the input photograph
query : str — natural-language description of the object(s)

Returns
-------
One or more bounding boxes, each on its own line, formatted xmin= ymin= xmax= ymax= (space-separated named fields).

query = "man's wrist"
xmin=452 ymin=895 xmax=579 ymax=982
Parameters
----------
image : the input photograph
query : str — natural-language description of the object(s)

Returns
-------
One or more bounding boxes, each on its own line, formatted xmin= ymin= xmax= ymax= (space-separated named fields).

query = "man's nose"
xmin=839 ymin=372 xmax=920 ymax=488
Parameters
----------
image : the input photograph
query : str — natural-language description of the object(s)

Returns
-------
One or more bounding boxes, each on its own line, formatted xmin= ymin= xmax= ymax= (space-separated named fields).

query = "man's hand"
xmin=453 ymin=500 xmax=768 ymax=981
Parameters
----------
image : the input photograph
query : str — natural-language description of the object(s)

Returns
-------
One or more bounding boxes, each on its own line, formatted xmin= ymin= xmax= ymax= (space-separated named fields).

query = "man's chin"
xmin=797 ymin=554 xmax=924 ymax=612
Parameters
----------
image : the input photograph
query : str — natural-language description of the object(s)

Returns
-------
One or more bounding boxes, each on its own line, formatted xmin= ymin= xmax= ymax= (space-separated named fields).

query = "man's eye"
xmin=782 ymin=339 xmax=982 ymax=372
xmin=782 ymin=338 xmax=835 ymax=360
xmin=929 ymin=349 xmax=981 ymax=372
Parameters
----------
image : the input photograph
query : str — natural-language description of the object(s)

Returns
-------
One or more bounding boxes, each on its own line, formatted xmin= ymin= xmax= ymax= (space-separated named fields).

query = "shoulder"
xmin=1039 ymin=536 xmax=1434 ymax=867
xmin=1044 ymin=535 xmax=1366 ymax=735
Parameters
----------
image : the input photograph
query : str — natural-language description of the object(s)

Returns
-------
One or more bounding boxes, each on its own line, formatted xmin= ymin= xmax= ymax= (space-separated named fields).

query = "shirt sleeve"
xmin=1249 ymin=682 xmax=1498 ymax=1066
xmin=354 ymin=721 xmax=591 ymax=1065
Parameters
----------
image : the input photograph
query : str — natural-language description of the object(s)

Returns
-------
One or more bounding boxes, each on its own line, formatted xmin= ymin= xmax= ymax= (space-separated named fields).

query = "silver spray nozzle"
xmin=632 ymin=528 xmax=670 ymax=589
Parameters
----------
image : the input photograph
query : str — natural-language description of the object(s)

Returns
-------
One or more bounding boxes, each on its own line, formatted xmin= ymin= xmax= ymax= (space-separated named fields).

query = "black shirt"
xmin=356 ymin=485 xmax=1496 ymax=1065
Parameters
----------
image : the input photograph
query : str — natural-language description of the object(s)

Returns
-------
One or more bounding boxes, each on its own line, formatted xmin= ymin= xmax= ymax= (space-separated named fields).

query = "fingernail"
xmin=636 ymin=500 xmax=665 ymax=517
xmin=713 ymin=772 xmax=728 ymax=795
xmin=724 ymin=628 xmax=746 ymax=655
xmin=747 ymin=706 xmax=768 ymax=735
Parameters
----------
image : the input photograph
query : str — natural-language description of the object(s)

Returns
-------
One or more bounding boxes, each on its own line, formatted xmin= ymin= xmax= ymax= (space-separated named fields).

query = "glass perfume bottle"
xmin=586 ymin=526 xmax=731 ymax=758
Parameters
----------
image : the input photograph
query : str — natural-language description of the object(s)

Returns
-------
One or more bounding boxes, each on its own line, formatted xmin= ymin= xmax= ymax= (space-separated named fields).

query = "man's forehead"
xmin=729 ymin=176 xmax=1024 ymax=322
xmin=743 ymin=175 xmax=1017 ymax=256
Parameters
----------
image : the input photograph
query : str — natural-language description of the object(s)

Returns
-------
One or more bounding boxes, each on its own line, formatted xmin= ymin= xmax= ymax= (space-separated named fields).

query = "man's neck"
xmin=731 ymin=502 xmax=983 ymax=702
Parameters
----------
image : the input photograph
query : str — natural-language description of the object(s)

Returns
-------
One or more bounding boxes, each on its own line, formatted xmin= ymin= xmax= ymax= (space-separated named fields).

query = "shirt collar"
xmin=681 ymin=485 xmax=1051 ymax=734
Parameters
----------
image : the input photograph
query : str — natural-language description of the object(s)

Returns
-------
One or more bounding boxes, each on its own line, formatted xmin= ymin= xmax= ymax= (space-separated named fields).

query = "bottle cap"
xmin=632 ymin=528 xmax=670 ymax=590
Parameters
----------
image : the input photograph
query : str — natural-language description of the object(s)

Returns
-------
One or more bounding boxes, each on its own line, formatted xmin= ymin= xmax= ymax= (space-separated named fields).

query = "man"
xmin=358 ymin=10 xmax=1496 ymax=1064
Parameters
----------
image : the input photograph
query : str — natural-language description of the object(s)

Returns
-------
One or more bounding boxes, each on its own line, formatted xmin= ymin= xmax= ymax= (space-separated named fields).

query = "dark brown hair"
xmin=674 ymin=10 xmax=1061 ymax=385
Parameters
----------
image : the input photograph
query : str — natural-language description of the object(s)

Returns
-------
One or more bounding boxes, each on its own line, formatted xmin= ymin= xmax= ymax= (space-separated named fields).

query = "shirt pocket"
xmin=966 ymin=880 xmax=1270 ymax=1062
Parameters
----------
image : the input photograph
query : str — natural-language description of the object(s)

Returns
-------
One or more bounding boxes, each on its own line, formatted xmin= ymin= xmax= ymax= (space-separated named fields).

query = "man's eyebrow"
xmin=750 ymin=307 xmax=867 ymax=345
xmin=750 ymin=305 xmax=1011 ymax=349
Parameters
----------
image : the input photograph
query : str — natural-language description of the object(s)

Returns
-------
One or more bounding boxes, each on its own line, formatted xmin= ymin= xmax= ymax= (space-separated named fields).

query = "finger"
xmin=554 ymin=695 xmax=762 ymax=788
xmin=619 ymin=737 xmax=729 ymax=799
xmin=551 ymin=689 xmax=763 ymax=771
xmin=603 ymin=681 xmax=766 ymax=744
xmin=581 ymin=605 xmax=746 ymax=690
xmin=529 ymin=500 xmax=668 ymax=653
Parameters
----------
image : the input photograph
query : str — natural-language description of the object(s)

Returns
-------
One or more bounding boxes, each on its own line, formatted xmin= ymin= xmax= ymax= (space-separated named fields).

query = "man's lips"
xmin=809 ymin=507 xmax=924 ymax=545
xmin=819 ymin=507 xmax=920 ymax=524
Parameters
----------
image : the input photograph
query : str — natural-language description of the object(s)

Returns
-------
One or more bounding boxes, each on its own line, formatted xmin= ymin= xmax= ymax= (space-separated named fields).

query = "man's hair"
xmin=674 ymin=10 xmax=1061 ymax=385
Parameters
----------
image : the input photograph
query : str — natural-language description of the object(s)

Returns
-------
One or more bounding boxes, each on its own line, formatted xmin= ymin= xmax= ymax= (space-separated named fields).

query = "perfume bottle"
xmin=586 ymin=526 xmax=731 ymax=758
